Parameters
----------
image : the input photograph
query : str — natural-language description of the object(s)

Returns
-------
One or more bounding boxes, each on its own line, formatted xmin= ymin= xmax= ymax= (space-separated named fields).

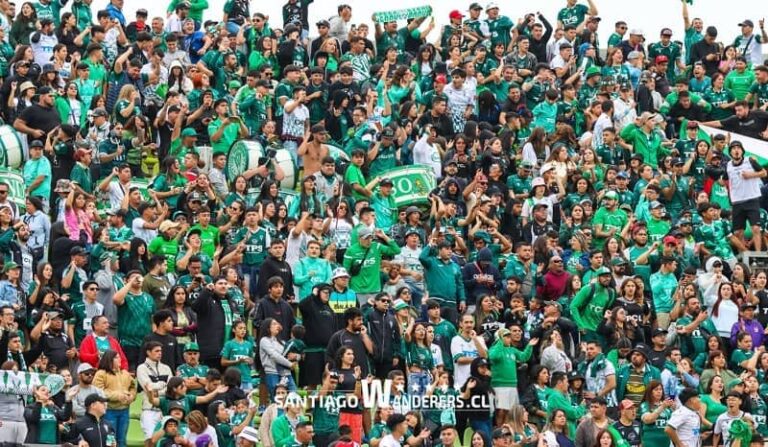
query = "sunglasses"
xmin=87 ymin=287 xmax=100 ymax=291
xmin=379 ymin=299 xmax=391 ymax=304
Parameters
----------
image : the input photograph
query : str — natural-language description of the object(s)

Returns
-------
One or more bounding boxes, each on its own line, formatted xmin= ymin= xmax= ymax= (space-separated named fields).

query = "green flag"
xmin=373 ymin=6 xmax=433 ymax=23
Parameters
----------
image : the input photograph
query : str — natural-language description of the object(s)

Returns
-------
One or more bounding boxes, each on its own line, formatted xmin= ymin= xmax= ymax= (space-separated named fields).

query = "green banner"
xmin=0 ymin=370 xmax=65 ymax=396
xmin=367 ymin=165 xmax=437 ymax=208
xmin=0 ymin=168 xmax=26 ymax=213
xmin=373 ymin=6 xmax=433 ymax=23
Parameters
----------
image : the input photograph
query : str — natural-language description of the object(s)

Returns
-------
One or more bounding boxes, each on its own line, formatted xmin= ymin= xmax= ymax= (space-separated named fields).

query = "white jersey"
xmin=451 ymin=334 xmax=486 ymax=389
xmin=667 ymin=404 xmax=702 ymax=447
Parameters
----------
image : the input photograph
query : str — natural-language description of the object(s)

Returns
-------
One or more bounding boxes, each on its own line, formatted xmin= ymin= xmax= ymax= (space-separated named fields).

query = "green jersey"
xmin=639 ymin=402 xmax=671 ymax=446
xmin=376 ymin=28 xmax=410 ymax=63
xmin=487 ymin=15 xmax=514 ymax=47
xmin=371 ymin=192 xmax=397 ymax=232
xmin=232 ymin=226 xmax=270 ymax=265
xmin=188 ymin=224 xmax=219 ymax=258
xmin=344 ymin=164 xmax=367 ymax=202
xmin=648 ymin=42 xmax=682 ymax=79
xmin=221 ymin=338 xmax=255 ymax=384
xmin=570 ymin=283 xmax=615 ymax=332
xmin=731 ymin=348 xmax=754 ymax=374
xmin=70 ymin=162 xmax=93 ymax=194
xmin=69 ymin=300 xmax=104 ymax=345
xmin=749 ymin=80 xmax=768 ymax=108
xmin=557 ymin=4 xmax=589 ymax=27
xmin=34 ymin=0 xmax=64 ymax=25
xmin=177 ymin=363 xmax=209 ymax=395
xmin=725 ymin=69 xmax=756 ymax=100
xmin=117 ymin=291 xmax=155 ymax=348
xmin=148 ymin=236 xmax=180 ymax=273
xmin=649 ymin=271 xmax=677 ymax=313
xmin=685 ymin=27 xmax=704 ymax=64
xmin=676 ymin=314 xmax=718 ymax=359
xmin=38 ymin=405 xmax=59 ymax=444
xmin=591 ymin=207 xmax=628 ymax=249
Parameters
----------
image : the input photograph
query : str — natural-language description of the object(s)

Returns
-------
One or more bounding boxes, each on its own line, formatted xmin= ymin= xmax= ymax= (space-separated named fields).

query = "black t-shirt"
xmin=719 ymin=110 xmax=768 ymax=140
xmin=40 ymin=330 xmax=73 ymax=369
xmin=613 ymin=420 xmax=642 ymax=446
xmin=18 ymin=103 xmax=61 ymax=135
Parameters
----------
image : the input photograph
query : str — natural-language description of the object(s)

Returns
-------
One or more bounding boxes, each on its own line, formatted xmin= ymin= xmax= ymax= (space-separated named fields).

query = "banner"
xmin=0 ymin=370 xmax=65 ymax=396
xmin=698 ymin=124 xmax=768 ymax=165
xmin=0 ymin=168 xmax=26 ymax=213
xmin=373 ymin=6 xmax=433 ymax=23
xmin=366 ymin=165 xmax=437 ymax=208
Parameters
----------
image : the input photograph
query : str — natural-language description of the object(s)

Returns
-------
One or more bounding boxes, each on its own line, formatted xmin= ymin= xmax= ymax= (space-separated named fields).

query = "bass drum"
xmin=226 ymin=140 xmax=264 ymax=181
xmin=275 ymin=149 xmax=296 ymax=190
xmin=197 ymin=146 xmax=213 ymax=173
xmin=0 ymin=125 xmax=25 ymax=169
xmin=0 ymin=168 xmax=26 ymax=213
xmin=366 ymin=164 xmax=437 ymax=209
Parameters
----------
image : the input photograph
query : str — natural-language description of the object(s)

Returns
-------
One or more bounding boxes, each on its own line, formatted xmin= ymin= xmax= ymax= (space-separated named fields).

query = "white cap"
xmin=332 ymin=267 xmax=350 ymax=280
xmin=486 ymin=2 xmax=499 ymax=10
xmin=629 ymin=28 xmax=644 ymax=36
xmin=239 ymin=426 xmax=259 ymax=443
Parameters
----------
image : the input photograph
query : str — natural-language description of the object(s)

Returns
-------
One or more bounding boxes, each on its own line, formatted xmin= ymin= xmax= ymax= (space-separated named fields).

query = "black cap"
xmin=652 ymin=328 xmax=668 ymax=337
xmin=492 ymin=428 xmax=511 ymax=439
xmin=29 ymin=140 xmax=44 ymax=148
xmin=381 ymin=127 xmax=396 ymax=139
xmin=316 ymin=19 xmax=330 ymax=27
xmin=84 ymin=393 xmax=108 ymax=407
xmin=380 ymin=177 xmax=394 ymax=187
xmin=70 ymin=246 xmax=88 ymax=256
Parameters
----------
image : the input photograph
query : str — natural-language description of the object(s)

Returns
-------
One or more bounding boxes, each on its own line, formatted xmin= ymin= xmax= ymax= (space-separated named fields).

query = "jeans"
xmin=225 ymin=21 xmax=241 ymax=35
xmin=242 ymin=264 xmax=260 ymax=301
xmin=105 ymin=408 xmax=130 ymax=447
xmin=265 ymin=373 xmax=296 ymax=402
xmin=408 ymin=371 xmax=430 ymax=396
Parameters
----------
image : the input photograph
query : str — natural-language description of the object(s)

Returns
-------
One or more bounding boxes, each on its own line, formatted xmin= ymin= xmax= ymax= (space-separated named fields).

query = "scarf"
xmin=220 ymin=297 xmax=234 ymax=344
xmin=583 ymin=353 xmax=607 ymax=379
xmin=373 ymin=6 xmax=432 ymax=23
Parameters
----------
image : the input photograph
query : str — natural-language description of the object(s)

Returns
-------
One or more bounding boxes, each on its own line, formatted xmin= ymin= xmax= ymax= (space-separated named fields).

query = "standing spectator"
xmin=343 ymin=226 xmax=401 ymax=305
xmin=451 ymin=314 xmax=488 ymax=389
xmin=665 ymin=388 xmax=703 ymax=447
xmin=724 ymin=141 xmax=766 ymax=252
xmin=92 ymin=349 xmax=138 ymax=447
xmin=420 ymin=240 xmax=466 ymax=325
xmin=192 ymin=276 xmax=239 ymax=369
xmin=113 ymin=269 xmax=155 ymax=371
xmin=136 ymin=340 xmax=172 ymax=444
xmin=67 ymin=363 xmax=105 ymax=418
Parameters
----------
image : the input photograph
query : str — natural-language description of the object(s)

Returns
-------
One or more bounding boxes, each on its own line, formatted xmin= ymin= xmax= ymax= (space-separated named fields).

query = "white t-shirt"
xmin=132 ymin=218 xmax=157 ymax=243
xmin=714 ymin=411 xmax=751 ymax=447
xmin=667 ymin=405 xmax=702 ymax=447
xmin=451 ymin=334 xmax=487 ymax=389
xmin=283 ymin=102 xmax=310 ymax=138
xmin=379 ymin=434 xmax=402 ymax=447
xmin=413 ymin=135 xmax=442 ymax=178
xmin=106 ymin=181 xmax=129 ymax=210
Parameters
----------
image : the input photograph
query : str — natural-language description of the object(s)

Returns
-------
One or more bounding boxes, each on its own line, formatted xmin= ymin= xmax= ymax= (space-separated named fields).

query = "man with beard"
xmin=616 ymin=343 xmax=661 ymax=404
xmin=578 ymin=341 xmax=617 ymax=411
xmin=13 ymin=85 xmax=61 ymax=140
xmin=255 ymin=239 xmax=294 ymax=302
xmin=522 ymin=204 xmax=556 ymax=244
xmin=298 ymin=124 xmax=330 ymax=177
xmin=67 ymin=363 xmax=106 ymax=417
xmin=570 ymin=267 xmax=616 ymax=344
xmin=674 ymin=296 xmax=717 ymax=359
xmin=503 ymin=241 xmax=538 ymax=301
xmin=325 ymin=307 xmax=373 ymax=377
xmin=194 ymin=276 xmax=240 ymax=369
xmin=703 ymin=100 xmax=768 ymax=140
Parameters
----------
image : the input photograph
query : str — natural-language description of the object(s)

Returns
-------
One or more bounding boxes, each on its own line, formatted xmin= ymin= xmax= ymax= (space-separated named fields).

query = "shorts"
xmin=732 ymin=198 xmax=761 ymax=232
xmin=494 ymin=387 xmax=519 ymax=410
xmin=141 ymin=409 xmax=162 ymax=439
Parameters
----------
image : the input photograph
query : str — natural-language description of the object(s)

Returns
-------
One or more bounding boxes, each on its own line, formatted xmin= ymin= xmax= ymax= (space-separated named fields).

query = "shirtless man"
xmin=298 ymin=123 xmax=331 ymax=176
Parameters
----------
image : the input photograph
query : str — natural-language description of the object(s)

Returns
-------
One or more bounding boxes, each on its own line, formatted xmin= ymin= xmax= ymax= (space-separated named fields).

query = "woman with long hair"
xmin=473 ymin=295 xmax=503 ymax=345
xmin=562 ymin=177 xmax=594 ymax=214
xmin=521 ymin=127 xmax=550 ymax=167
xmin=113 ymin=84 xmax=141 ymax=126
xmin=562 ymin=232 xmax=589 ymax=276
xmin=28 ymin=262 xmax=55 ymax=306
xmin=55 ymin=81 xmax=87 ymax=127
xmin=698 ymin=374 xmax=727 ymax=443
xmin=64 ymin=189 xmax=92 ymax=244
xmin=598 ymin=305 xmax=638 ymax=347
xmin=258 ymin=318 xmax=296 ymax=399
xmin=28 ymin=287 xmax=72 ymax=326
xmin=718 ymin=45 xmax=738 ymax=74
xmin=521 ymin=365 xmax=551 ymax=429
xmin=694 ymin=335 xmax=727 ymax=373
xmin=710 ymin=283 xmax=740 ymax=343
xmin=55 ymin=12 xmax=82 ymax=57
xmin=578 ymin=147 xmax=606 ymax=186
xmin=506 ymin=404 xmax=539 ymax=447
xmin=9 ymin=3 xmax=36 ymax=46
xmin=151 ymin=157 xmax=188 ymax=210
xmin=323 ymin=198 xmax=354 ymax=263
xmin=544 ymin=142 xmax=577 ymax=185
xmin=411 ymin=44 xmax=437 ymax=92
xmin=184 ymin=410 xmax=219 ymax=446
xmin=146 ymin=376 xmax=225 ymax=416
xmin=221 ymin=320 xmax=256 ymax=392
xmin=700 ymin=350 xmax=739 ymax=392
xmin=404 ymin=322 xmax=434 ymax=397
xmin=333 ymin=346 xmax=365 ymax=444
xmin=22 ymin=197 xmax=50 ymax=267
xmin=602 ymin=47 xmax=631 ymax=88
xmin=120 ymin=237 xmax=150 ymax=275
xmin=538 ymin=409 xmax=573 ymax=447
xmin=163 ymin=285 xmax=197 ymax=348
xmin=23 ymin=385 xmax=72 ymax=445
xmin=256 ymin=179 xmax=282 ymax=208
xmin=92 ymin=349 xmax=137 ymax=447
xmin=592 ymin=429 xmax=616 ymax=447
xmin=639 ymin=380 xmax=674 ymax=447
xmin=703 ymin=73 xmax=736 ymax=121
xmin=288 ymin=175 xmax=322 ymax=219
xmin=248 ymin=36 xmax=279 ymax=74
xmin=540 ymin=329 xmax=572 ymax=374
xmin=224 ymin=175 xmax=249 ymax=207
xmin=167 ymin=61 xmax=193 ymax=96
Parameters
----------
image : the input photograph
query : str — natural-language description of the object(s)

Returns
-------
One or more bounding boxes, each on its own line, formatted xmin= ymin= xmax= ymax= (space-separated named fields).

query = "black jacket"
xmin=191 ymin=288 xmax=238 ymax=361
xmin=252 ymin=295 xmax=295 ymax=341
xmin=24 ymin=401 xmax=72 ymax=444
xmin=298 ymin=292 xmax=336 ymax=349
xmin=68 ymin=412 xmax=116 ymax=447
xmin=365 ymin=309 xmax=401 ymax=364
xmin=255 ymin=256 xmax=294 ymax=301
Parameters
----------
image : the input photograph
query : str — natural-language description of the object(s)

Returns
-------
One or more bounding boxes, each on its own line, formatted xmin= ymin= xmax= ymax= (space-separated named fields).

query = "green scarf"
xmin=221 ymin=298 xmax=234 ymax=344
xmin=729 ymin=419 xmax=752 ymax=445
xmin=581 ymin=353 xmax=607 ymax=379
xmin=373 ymin=6 xmax=432 ymax=23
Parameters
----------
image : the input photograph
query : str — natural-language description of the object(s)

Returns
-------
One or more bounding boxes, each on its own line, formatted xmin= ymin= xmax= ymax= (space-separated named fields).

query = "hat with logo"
xmin=392 ymin=299 xmax=409 ymax=311
xmin=332 ymin=267 xmax=350 ymax=280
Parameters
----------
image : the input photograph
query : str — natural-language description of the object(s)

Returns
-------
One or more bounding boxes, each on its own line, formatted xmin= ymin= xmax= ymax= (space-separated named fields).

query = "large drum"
xmin=197 ymin=146 xmax=213 ymax=173
xmin=0 ymin=126 xmax=25 ymax=169
xmin=226 ymin=140 xmax=297 ymax=190
xmin=0 ymin=168 xmax=26 ymax=213
xmin=366 ymin=164 xmax=437 ymax=209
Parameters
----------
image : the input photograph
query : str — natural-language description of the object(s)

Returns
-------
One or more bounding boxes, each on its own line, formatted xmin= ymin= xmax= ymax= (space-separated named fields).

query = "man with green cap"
xmin=578 ymin=66 xmax=602 ymax=109
xmin=507 ymin=161 xmax=534 ymax=199
xmin=592 ymin=190 xmax=628 ymax=250
xmin=176 ymin=342 xmax=209 ymax=396
xmin=169 ymin=127 xmax=199 ymax=163
xmin=570 ymin=266 xmax=616 ymax=343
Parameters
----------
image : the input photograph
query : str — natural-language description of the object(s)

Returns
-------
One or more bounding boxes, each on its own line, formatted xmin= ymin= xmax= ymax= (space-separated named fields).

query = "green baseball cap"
xmin=181 ymin=128 xmax=197 ymax=138
xmin=596 ymin=266 xmax=612 ymax=276
xmin=184 ymin=342 xmax=200 ymax=352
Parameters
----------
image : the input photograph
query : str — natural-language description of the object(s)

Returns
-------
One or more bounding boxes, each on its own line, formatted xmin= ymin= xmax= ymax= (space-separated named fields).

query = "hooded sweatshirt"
xmin=461 ymin=248 xmax=503 ymax=305
xmin=697 ymin=256 xmax=731 ymax=308
xmin=298 ymin=292 xmax=336 ymax=351
xmin=488 ymin=337 xmax=534 ymax=387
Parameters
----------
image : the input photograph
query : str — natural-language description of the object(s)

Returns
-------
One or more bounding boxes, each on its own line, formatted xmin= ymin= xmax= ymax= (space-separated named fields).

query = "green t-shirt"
xmin=221 ymin=338 xmax=255 ymax=384
xmin=148 ymin=236 xmax=180 ymax=273
xmin=725 ymin=69 xmax=756 ymax=101
xmin=70 ymin=162 xmax=93 ymax=194
xmin=160 ymin=394 xmax=197 ymax=416
xmin=117 ymin=291 xmax=155 ymax=348
xmin=487 ymin=15 xmax=514 ymax=46
xmin=207 ymin=118 xmax=240 ymax=155
xmin=749 ymin=80 xmax=768 ymax=108
xmin=150 ymin=174 xmax=187 ymax=209
xmin=344 ymin=164 xmax=367 ymax=201
xmin=232 ymin=226 xmax=270 ymax=265
xmin=639 ymin=402 xmax=672 ymax=446
xmin=177 ymin=363 xmax=210 ymax=395
xmin=731 ymin=348 xmax=754 ymax=374
xmin=188 ymin=224 xmax=219 ymax=258
xmin=38 ymin=405 xmax=59 ymax=444
xmin=557 ymin=4 xmax=589 ymax=27
xmin=375 ymin=28 xmax=410 ymax=62
xmin=591 ymin=207 xmax=628 ymax=249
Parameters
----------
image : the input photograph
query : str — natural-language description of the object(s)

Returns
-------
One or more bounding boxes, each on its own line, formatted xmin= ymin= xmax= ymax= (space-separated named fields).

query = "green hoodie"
xmin=547 ymin=388 xmax=586 ymax=437
xmin=570 ymin=283 xmax=615 ymax=332
xmin=342 ymin=239 xmax=401 ymax=294
xmin=488 ymin=339 xmax=533 ymax=387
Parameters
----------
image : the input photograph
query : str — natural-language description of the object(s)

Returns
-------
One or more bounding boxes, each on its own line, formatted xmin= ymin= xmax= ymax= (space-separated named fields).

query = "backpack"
xmin=576 ymin=283 xmax=617 ymax=315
